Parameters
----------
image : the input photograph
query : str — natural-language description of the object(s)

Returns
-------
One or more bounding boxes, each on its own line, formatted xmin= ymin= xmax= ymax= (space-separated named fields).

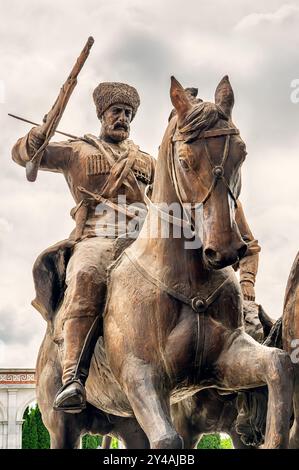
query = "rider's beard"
xmin=102 ymin=122 xmax=130 ymax=143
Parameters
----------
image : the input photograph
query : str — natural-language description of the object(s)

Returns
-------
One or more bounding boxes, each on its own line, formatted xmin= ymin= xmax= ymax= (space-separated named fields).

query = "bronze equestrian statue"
xmin=11 ymin=69 xmax=291 ymax=447
xmin=102 ymin=76 xmax=293 ymax=448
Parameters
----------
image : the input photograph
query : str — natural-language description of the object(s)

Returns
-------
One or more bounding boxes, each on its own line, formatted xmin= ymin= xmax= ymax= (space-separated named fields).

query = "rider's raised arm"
xmin=235 ymin=199 xmax=261 ymax=301
xmin=12 ymin=126 xmax=72 ymax=173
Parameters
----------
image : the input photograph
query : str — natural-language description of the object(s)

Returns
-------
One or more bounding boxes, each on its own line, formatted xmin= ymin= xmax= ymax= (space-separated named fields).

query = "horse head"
xmin=169 ymin=76 xmax=247 ymax=269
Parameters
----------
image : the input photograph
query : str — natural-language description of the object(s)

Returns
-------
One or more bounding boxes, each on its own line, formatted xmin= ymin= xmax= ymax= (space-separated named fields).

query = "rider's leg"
xmin=53 ymin=315 xmax=100 ymax=412
xmin=53 ymin=238 xmax=113 ymax=413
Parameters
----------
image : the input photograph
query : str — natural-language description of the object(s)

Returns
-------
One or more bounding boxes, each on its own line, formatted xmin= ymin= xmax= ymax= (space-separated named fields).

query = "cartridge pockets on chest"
xmin=86 ymin=152 xmax=152 ymax=184
xmin=86 ymin=154 xmax=110 ymax=176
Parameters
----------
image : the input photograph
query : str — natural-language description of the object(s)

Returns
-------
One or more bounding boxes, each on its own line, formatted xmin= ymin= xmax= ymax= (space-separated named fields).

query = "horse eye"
xmin=179 ymin=158 xmax=190 ymax=171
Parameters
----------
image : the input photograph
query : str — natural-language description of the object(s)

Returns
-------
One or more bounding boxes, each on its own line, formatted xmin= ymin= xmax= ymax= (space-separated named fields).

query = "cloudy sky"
xmin=0 ymin=0 xmax=298 ymax=367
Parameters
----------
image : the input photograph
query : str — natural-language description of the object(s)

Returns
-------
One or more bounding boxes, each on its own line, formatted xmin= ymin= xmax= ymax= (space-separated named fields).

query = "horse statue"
xmin=36 ymin=75 xmax=293 ymax=449
xmin=102 ymin=76 xmax=294 ymax=448
xmin=283 ymin=251 xmax=299 ymax=448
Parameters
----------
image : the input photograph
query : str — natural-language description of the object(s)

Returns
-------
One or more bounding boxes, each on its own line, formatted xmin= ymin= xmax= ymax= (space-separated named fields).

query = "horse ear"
xmin=170 ymin=76 xmax=192 ymax=123
xmin=214 ymin=75 xmax=234 ymax=118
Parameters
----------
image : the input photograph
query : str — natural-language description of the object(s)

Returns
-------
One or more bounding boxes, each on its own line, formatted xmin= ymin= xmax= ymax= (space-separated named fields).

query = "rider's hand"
xmin=240 ymin=281 xmax=255 ymax=301
xmin=28 ymin=126 xmax=46 ymax=156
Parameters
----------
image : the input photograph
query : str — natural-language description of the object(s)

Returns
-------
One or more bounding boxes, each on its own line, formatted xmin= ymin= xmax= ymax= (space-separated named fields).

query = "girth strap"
xmin=124 ymin=250 xmax=233 ymax=313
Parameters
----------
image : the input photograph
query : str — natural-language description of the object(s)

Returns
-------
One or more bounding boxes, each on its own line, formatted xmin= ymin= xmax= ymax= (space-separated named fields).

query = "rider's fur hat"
xmin=93 ymin=82 xmax=140 ymax=121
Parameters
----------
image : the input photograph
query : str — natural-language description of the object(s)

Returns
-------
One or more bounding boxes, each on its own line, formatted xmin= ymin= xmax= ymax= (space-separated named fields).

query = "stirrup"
xmin=53 ymin=378 xmax=87 ymax=414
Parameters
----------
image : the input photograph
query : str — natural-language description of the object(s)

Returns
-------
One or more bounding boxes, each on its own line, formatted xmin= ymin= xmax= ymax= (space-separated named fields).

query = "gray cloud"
xmin=0 ymin=0 xmax=298 ymax=367
xmin=0 ymin=304 xmax=45 ymax=367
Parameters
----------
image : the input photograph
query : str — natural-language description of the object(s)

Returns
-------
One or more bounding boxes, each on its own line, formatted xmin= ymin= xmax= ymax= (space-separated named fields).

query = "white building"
xmin=0 ymin=369 xmax=36 ymax=449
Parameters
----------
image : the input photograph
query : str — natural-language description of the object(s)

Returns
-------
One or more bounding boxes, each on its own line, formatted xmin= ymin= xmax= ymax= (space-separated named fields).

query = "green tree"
xmin=197 ymin=433 xmax=221 ymax=449
xmin=35 ymin=405 xmax=50 ymax=449
xmin=22 ymin=407 xmax=31 ymax=449
xmin=22 ymin=404 xmax=50 ymax=449
xmin=22 ymin=405 xmax=38 ymax=449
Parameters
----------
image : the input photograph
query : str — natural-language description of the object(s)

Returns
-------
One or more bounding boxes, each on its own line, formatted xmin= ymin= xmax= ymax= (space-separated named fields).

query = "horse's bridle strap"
xmin=201 ymin=134 xmax=238 ymax=208
xmin=146 ymin=126 xmax=239 ymax=234
xmin=200 ymin=128 xmax=239 ymax=139
xmin=124 ymin=250 xmax=233 ymax=314
xmin=173 ymin=127 xmax=239 ymax=141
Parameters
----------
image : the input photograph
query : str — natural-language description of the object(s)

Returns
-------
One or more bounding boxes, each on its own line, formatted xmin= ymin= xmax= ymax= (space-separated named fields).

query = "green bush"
xmin=197 ymin=433 xmax=221 ymax=449
xmin=220 ymin=437 xmax=234 ymax=449
xmin=111 ymin=437 xmax=119 ymax=449
xmin=82 ymin=434 xmax=102 ymax=449
xmin=197 ymin=433 xmax=233 ymax=449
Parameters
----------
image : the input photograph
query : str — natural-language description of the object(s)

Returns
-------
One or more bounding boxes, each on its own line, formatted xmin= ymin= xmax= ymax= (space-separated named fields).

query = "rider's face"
xmin=101 ymin=104 xmax=132 ymax=143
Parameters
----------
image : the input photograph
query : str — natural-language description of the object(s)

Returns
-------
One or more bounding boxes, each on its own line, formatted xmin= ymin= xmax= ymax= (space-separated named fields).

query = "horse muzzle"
xmin=203 ymin=242 xmax=247 ymax=269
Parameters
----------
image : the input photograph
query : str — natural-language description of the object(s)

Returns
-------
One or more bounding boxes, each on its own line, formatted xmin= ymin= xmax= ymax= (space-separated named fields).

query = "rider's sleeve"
xmin=12 ymin=128 xmax=73 ymax=173
xmin=235 ymin=200 xmax=261 ymax=287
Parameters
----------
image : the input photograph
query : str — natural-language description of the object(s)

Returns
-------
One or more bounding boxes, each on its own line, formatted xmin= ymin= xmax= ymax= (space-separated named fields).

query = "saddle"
xmin=32 ymin=236 xmax=135 ymax=322
xmin=32 ymin=239 xmax=75 ymax=321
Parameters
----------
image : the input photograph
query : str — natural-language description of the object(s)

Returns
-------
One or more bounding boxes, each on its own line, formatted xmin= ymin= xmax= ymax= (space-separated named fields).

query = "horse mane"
xmin=154 ymin=100 xmax=230 ymax=193
xmin=173 ymin=101 xmax=229 ymax=142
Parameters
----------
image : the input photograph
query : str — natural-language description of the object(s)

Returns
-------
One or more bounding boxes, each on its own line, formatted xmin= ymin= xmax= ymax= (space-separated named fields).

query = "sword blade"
xmin=8 ymin=113 xmax=78 ymax=140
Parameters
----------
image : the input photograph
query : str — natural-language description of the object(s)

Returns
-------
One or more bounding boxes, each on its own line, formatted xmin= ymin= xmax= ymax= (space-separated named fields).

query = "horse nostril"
xmin=238 ymin=243 xmax=248 ymax=260
xmin=204 ymin=248 xmax=218 ymax=262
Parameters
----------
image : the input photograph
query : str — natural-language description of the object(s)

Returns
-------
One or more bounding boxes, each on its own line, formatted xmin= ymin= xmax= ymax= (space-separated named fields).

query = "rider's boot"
xmin=53 ymin=315 xmax=101 ymax=413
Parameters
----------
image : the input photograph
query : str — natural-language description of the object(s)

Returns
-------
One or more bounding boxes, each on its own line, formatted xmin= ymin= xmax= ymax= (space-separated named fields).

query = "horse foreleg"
xmin=121 ymin=359 xmax=183 ymax=449
xmin=111 ymin=416 xmax=150 ymax=449
xmin=47 ymin=414 xmax=82 ymax=448
xmin=101 ymin=436 xmax=112 ymax=448
xmin=171 ymin=402 xmax=201 ymax=449
xmin=216 ymin=331 xmax=294 ymax=448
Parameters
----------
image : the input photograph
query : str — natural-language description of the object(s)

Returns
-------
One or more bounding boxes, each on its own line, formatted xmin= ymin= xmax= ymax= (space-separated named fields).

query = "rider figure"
xmin=12 ymin=82 xmax=156 ymax=413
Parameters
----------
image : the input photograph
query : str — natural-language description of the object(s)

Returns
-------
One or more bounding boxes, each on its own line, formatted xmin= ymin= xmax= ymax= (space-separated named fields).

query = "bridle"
xmin=173 ymin=127 xmax=240 ymax=206
xmin=144 ymin=124 xmax=240 ymax=235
